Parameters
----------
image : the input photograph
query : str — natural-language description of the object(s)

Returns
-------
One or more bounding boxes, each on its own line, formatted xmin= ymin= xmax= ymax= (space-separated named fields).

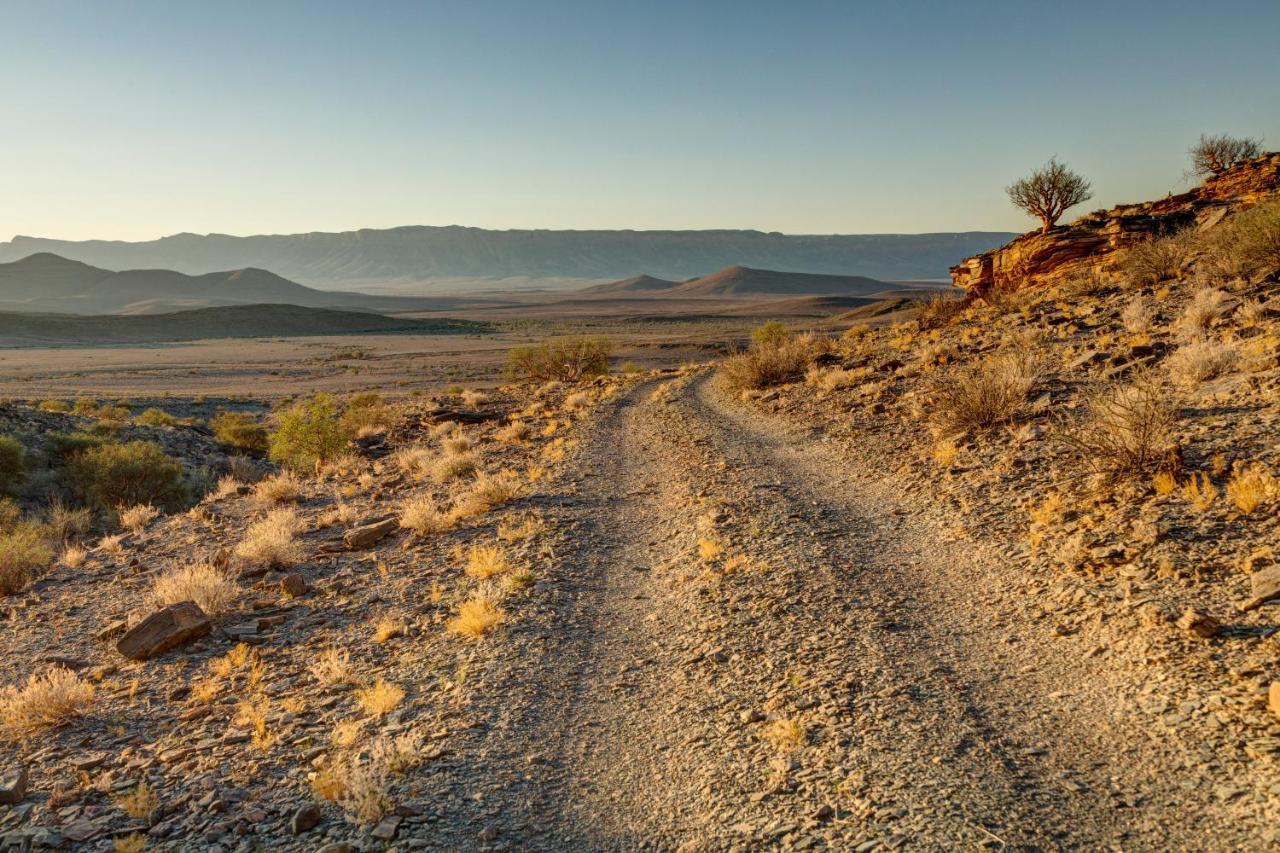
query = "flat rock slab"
xmin=344 ymin=517 xmax=397 ymax=550
xmin=1239 ymin=565 xmax=1280 ymax=611
xmin=116 ymin=601 xmax=211 ymax=660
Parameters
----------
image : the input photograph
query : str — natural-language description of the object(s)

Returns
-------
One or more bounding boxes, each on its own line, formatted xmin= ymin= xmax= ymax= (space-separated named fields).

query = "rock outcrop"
xmin=951 ymin=152 xmax=1280 ymax=294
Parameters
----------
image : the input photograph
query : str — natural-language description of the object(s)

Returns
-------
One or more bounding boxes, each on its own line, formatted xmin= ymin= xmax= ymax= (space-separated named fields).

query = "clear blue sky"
xmin=3 ymin=0 xmax=1277 ymax=240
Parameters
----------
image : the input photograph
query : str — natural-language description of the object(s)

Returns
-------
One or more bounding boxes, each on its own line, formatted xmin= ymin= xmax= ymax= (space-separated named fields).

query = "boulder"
xmin=1175 ymin=608 xmax=1220 ymax=639
xmin=1238 ymin=564 xmax=1280 ymax=612
xmin=116 ymin=601 xmax=211 ymax=661
xmin=0 ymin=765 xmax=27 ymax=804
xmin=343 ymin=516 xmax=398 ymax=550
xmin=280 ymin=572 xmax=309 ymax=598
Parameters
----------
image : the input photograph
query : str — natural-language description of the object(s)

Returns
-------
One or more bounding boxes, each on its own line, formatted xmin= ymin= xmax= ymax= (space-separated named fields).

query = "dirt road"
xmin=432 ymin=370 xmax=1258 ymax=850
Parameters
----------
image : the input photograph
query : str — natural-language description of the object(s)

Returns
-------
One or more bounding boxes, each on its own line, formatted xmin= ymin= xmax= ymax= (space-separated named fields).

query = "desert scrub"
xmin=721 ymin=324 xmax=821 ymax=391
xmin=211 ymin=411 xmax=269 ymax=455
xmin=0 ymin=435 xmax=25 ymax=494
xmin=1165 ymin=338 xmax=1238 ymax=386
xmin=506 ymin=336 xmax=612 ymax=382
xmin=66 ymin=440 xmax=186 ymax=512
xmin=399 ymin=495 xmax=453 ymax=537
xmin=916 ymin=293 xmax=967 ymax=329
xmin=269 ymin=393 xmax=350 ymax=471
xmin=448 ymin=591 xmax=505 ymax=639
xmin=117 ymin=503 xmax=159 ymax=532
xmin=0 ymin=667 xmax=94 ymax=740
xmin=1057 ymin=372 xmax=1179 ymax=480
xmin=252 ymin=470 xmax=303 ymax=505
xmin=925 ymin=351 xmax=1041 ymax=434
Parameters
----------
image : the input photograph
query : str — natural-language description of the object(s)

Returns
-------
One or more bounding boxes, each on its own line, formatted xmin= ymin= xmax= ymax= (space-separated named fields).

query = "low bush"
xmin=211 ymin=411 xmax=269 ymax=455
xmin=0 ymin=436 xmax=25 ymax=493
xmin=269 ymin=394 xmax=349 ymax=471
xmin=1121 ymin=229 xmax=1194 ymax=286
xmin=0 ymin=523 xmax=54 ymax=595
xmin=916 ymin=294 xmax=967 ymax=329
xmin=506 ymin=337 xmax=612 ymax=382
xmin=135 ymin=408 xmax=179 ymax=427
xmin=720 ymin=325 xmax=821 ymax=391
xmin=925 ymin=352 xmax=1041 ymax=434
xmin=1200 ymin=198 xmax=1280 ymax=281
xmin=37 ymin=400 xmax=71 ymax=414
xmin=1057 ymin=372 xmax=1179 ymax=480
xmin=340 ymin=392 xmax=394 ymax=436
xmin=66 ymin=440 xmax=186 ymax=512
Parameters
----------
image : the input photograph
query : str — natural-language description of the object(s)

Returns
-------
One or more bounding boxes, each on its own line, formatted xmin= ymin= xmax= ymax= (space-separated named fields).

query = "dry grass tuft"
xmin=253 ymin=471 xmax=303 ymax=506
xmin=1181 ymin=472 xmax=1218 ymax=511
xmin=762 ymin=717 xmax=804 ymax=750
xmin=1121 ymin=295 xmax=1155 ymax=334
xmin=234 ymin=508 xmax=305 ymax=567
xmin=496 ymin=420 xmax=532 ymax=443
xmin=1121 ymin=230 xmax=1193 ymax=286
xmin=114 ymin=780 xmax=159 ymax=822
xmin=1226 ymin=464 xmax=1275 ymax=514
xmin=118 ymin=503 xmax=159 ymax=532
xmin=498 ymin=512 xmax=545 ymax=543
xmin=372 ymin=615 xmax=406 ymax=644
xmin=448 ymin=592 xmax=505 ymax=639
xmin=1165 ymin=338 xmax=1238 ymax=386
xmin=1177 ymin=287 xmax=1230 ymax=338
xmin=563 ymin=391 xmax=590 ymax=412
xmin=59 ymin=543 xmax=88 ymax=569
xmin=0 ymin=668 xmax=95 ymax=739
xmin=355 ymin=678 xmax=404 ymax=717
xmin=391 ymin=446 xmax=434 ymax=479
xmin=453 ymin=470 xmax=523 ymax=517
xmin=310 ymin=645 xmax=354 ymax=686
xmin=149 ymin=562 xmax=239 ymax=614
xmin=430 ymin=452 xmax=477 ymax=484
xmin=398 ymin=495 xmax=454 ymax=537
xmin=463 ymin=543 xmax=511 ymax=579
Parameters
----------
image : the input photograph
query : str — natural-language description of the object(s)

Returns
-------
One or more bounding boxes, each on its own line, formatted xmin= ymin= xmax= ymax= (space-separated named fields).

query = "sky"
xmin=3 ymin=0 xmax=1278 ymax=241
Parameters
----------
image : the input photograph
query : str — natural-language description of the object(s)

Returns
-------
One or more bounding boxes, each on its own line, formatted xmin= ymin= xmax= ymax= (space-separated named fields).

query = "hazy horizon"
xmin=4 ymin=0 xmax=1278 ymax=242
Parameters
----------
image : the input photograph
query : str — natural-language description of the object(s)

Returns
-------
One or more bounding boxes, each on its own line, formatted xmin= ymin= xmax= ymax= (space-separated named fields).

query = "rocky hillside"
xmin=952 ymin=152 xmax=1280 ymax=294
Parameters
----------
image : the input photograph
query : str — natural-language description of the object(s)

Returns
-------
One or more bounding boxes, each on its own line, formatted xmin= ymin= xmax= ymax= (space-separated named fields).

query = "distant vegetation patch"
xmin=505 ymin=336 xmax=612 ymax=382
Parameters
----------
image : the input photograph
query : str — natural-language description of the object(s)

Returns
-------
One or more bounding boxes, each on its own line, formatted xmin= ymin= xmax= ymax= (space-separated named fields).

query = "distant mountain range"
xmin=0 ymin=253 xmax=485 ymax=315
xmin=0 ymin=227 xmax=1016 ymax=292
xmin=582 ymin=265 xmax=894 ymax=297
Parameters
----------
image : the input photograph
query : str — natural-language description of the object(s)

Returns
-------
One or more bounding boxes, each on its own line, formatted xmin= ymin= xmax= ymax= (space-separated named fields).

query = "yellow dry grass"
xmin=0 ymin=668 xmax=95 ymax=740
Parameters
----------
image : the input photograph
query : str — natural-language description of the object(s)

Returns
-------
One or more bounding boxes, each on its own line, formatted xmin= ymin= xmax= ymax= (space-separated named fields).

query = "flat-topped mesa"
xmin=951 ymin=152 xmax=1280 ymax=295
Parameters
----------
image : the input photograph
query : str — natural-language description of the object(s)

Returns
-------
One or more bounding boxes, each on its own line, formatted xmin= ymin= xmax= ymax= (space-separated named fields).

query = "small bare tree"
xmin=1006 ymin=157 xmax=1093 ymax=233
xmin=1189 ymin=133 xmax=1262 ymax=178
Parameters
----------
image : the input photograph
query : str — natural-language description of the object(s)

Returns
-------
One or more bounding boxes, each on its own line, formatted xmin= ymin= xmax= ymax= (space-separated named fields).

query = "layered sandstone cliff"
xmin=951 ymin=152 xmax=1280 ymax=294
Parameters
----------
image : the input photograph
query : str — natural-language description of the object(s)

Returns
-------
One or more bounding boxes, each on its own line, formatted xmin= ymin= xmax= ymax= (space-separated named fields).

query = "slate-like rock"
xmin=115 ymin=601 xmax=211 ymax=660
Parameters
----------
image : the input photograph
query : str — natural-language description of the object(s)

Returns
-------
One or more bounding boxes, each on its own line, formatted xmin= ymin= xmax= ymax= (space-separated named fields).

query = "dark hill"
xmin=0 ymin=253 xmax=484 ymax=315
xmin=0 ymin=304 xmax=486 ymax=346
xmin=581 ymin=274 xmax=681 ymax=294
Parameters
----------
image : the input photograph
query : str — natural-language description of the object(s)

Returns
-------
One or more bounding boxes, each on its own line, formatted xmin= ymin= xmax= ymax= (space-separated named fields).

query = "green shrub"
xmin=268 ymin=393 xmax=349 ymax=470
xmin=72 ymin=399 xmax=99 ymax=416
xmin=0 ymin=522 xmax=53 ymax=595
xmin=0 ymin=436 xmax=25 ymax=493
xmin=135 ymin=407 xmax=179 ymax=427
xmin=751 ymin=320 xmax=791 ymax=348
xmin=94 ymin=404 xmax=131 ymax=422
xmin=37 ymin=400 xmax=70 ymax=414
xmin=506 ymin=337 xmax=612 ymax=382
xmin=211 ymin=411 xmax=269 ymax=455
xmin=66 ymin=440 xmax=186 ymax=511
xmin=0 ymin=498 xmax=21 ymax=531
